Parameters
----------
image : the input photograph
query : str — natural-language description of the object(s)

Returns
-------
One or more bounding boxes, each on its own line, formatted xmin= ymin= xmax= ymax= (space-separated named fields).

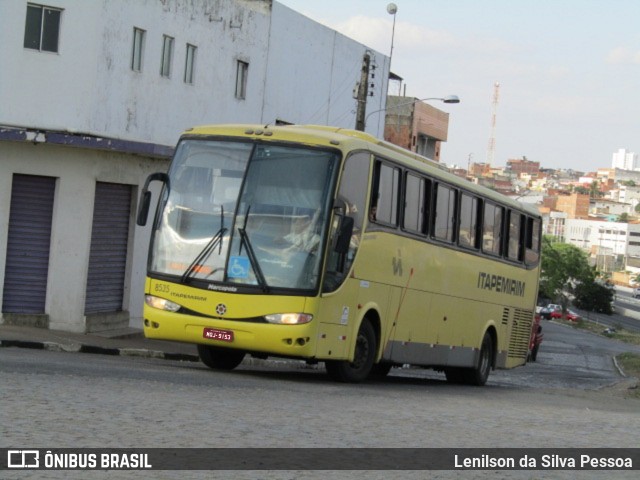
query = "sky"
xmin=277 ymin=0 xmax=640 ymax=173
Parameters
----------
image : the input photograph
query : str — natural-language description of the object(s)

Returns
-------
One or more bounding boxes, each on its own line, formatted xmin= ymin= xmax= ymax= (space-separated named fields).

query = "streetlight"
xmin=387 ymin=3 xmax=398 ymax=71
xmin=364 ymin=95 xmax=460 ymax=127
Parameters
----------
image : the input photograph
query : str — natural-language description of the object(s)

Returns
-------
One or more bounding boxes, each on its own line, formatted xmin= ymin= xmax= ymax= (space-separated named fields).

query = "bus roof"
xmin=183 ymin=124 xmax=541 ymax=218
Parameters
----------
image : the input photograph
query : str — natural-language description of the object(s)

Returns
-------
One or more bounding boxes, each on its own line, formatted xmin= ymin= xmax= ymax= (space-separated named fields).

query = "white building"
xmin=611 ymin=148 xmax=639 ymax=171
xmin=617 ymin=185 xmax=640 ymax=212
xmin=564 ymin=218 xmax=640 ymax=264
xmin=0 ymin=0 xmax=389 ymax=333
xmin=589 ymin=198 xmax=632 ymax=217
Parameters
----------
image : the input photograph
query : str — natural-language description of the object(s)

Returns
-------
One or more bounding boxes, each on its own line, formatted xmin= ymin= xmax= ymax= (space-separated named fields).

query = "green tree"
xmin=589 ymin=179 xmax=604 ymax=198
xmin=618 ymin=212 xmax=630 ymax=223
xmin=539 ymin=237 xmax=595 ymax=309
xmin=574 ymin=281 xmax=614 ymax=313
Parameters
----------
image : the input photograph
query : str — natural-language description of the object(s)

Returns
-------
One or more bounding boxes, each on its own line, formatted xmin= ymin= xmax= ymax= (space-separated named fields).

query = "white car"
xmin=633 ymin=288 xmax=640 ymax=299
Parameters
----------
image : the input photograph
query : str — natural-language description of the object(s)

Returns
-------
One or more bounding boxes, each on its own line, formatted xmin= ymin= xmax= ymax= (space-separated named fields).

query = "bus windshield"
xmin=149 ymin=139 xmax=339 ymax=291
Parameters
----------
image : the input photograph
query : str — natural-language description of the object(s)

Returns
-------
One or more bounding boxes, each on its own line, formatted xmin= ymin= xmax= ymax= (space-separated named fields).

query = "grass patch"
xmin=616 ymin=353 xmax=640 ymax=399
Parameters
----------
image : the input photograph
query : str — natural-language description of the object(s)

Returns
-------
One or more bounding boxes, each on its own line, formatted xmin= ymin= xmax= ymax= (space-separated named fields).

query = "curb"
xmin=0 ymin=338 xmax=320 ymax=369
xmin=0 ymin=338 xmax=200 ymax=363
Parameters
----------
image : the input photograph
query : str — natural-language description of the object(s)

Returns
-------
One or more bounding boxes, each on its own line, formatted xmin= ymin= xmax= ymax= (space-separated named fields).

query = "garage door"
xmin=84 ymin=182 xmax=133 ymax=314
xmin=2 ymin=174 xmax=56 ymax=314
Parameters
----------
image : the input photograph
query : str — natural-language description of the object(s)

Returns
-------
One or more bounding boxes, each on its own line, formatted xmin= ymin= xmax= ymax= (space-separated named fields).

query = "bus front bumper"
xmin=143 ymin=307 xmax=318 ymax=358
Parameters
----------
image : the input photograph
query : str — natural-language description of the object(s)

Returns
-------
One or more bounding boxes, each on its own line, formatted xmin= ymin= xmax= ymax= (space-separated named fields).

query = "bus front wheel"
xmin=325 ymin=320 xmax=376 ymax=383
xmin=197 ymin=345 xmax=245 ymax=370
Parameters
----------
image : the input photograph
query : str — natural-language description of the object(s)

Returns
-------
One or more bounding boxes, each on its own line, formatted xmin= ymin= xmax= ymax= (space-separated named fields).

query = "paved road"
xmin=565 ymin=287 xmax=640 ymax=333
xmin=1 ymin=321 xmax=639 ymax=480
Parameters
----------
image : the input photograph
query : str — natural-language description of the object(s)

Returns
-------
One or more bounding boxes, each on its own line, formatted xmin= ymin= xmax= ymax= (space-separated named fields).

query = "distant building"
xmin=564 ymin=218 xmax=640 ymax=271
xmin=590 ymin=199 xmax=632 ymax=217
xmin=469 ymin=162 xmax=492 ymax=178
xmin=383 ymin=96 xmax=451 ymax=162
xmin=611 ymin=148 xmax=639 ymax=171
xmin=506 ymin=157 xmax=540 ymax=178
xmin=543 ymin=193 xmax=590 ymax=219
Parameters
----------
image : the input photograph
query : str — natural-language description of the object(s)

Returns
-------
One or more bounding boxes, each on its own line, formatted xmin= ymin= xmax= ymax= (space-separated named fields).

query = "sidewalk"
xmin=0 ymin=324 xmax=200 ymax=362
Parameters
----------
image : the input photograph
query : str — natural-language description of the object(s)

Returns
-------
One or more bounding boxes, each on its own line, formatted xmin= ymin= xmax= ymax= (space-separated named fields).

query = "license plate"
xmin=203 ymin=328 xmax=234 ymax=342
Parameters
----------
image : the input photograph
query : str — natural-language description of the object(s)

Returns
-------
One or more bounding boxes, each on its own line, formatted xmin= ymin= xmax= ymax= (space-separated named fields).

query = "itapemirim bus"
xmin=137 ymin=124 xmax=541 ymax=385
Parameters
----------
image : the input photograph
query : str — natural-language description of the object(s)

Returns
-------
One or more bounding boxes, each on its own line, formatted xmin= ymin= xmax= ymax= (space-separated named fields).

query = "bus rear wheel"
xmin=197 ymin=345 xmax=245 ymax=370
xmin=445 ymin=332 xmax=493 ymax=386
xmin=325 ymin=320 xmax=376 ymax=383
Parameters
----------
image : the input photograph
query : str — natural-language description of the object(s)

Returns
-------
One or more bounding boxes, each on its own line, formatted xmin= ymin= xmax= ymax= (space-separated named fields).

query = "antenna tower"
xmin=487 ymin=82 xmax=500 ymax=166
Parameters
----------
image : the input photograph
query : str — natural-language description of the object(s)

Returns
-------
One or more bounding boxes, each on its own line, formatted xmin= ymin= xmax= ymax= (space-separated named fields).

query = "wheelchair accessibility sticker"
xmin=228 ymin=256 xmax=250 ymax=278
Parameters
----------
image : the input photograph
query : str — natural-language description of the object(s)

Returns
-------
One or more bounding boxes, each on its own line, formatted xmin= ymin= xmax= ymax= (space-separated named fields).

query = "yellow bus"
xmin=137 ymin=124 xmax=541 ymax=385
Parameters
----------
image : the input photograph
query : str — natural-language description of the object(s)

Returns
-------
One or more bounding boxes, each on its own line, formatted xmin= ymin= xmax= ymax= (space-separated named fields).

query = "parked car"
xmin=633 ymin=288 xmax=640 ymax=299
xmin=540 ymin=304 xmax=561 ymax=320
xmin=550 ymin=309 xmax=580 ymax=321
xmin=528 ymin=315 xmax=543 ymax=362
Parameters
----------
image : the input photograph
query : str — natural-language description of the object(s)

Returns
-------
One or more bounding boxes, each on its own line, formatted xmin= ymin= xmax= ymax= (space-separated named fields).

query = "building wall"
xmin=382 ymin=96 xmax=450 ymax=161
xmin=1 ymin=0 xmax=274 ymax=146
xmin=506 ymin=158 xmax=540 ymax=176
xmin=555 ymin=193 xmax=590 ymax=219
xmin=611 ymin=148 xmax=638 ymax=171
xmin=0 ymin=0 xmax=389 ymax=332
xmin=0 ymin=141 xmax=167 ymax=332
xmin=565 ymin=219 xmax=640 ymax=258
xmin=264 ymin=3 xmax=388 ymax=131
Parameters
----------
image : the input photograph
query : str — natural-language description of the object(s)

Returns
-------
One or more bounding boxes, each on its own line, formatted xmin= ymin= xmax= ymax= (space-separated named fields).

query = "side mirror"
xmin=136 ymin=191 xmax=152 ymax=226
xmin=334 ymin=216 xmax=354 ymax=254
xmin=136 ymin=172 xmax=169 ymax=226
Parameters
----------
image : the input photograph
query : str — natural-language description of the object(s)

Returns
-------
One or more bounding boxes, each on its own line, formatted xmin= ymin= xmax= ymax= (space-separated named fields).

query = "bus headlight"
xmin=145 ymin=295 xmax=181 ymax=312
xmin=264 ymin=313 xmax=313 ymax=325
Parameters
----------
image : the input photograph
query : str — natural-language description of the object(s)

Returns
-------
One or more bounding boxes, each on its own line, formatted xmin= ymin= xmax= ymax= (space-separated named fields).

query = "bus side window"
xmin=459 ymin=193 xmax=480 ymax=249
xmin=433 ymin=183 xmax=457 ymax=243
xmin=371 ymin=160 xmax=400 ymax=226
xmin=323 ymin=152 xmax=370 ymax=293
xmin=525 ymin=217 xmax=541 ymax=265
xmin=482 ymin=202 xmax=503 ymax=256
xmin=507 ymin=210 xmax=525 ymax=262
xmin=403 ymin=172 xmax=429 ymax=234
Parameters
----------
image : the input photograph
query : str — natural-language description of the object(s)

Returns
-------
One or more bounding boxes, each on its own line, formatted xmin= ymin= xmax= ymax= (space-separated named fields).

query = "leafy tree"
xmin=574 ymin=281 xmax=614 ymax=313
xmin=589 ymin=179 xmax=604 ymax=198
xmin=539 ymin=237 xmax=595 ymax=309
xmin=622 ymin=180 xmax=636 ymax=187
xmin=574 ymin=186 xmax=589 ymax=195
xmin=635 ymin=203 xmax=640 ymax=214
xmin=618 ymin=212 xmax=630 ymax=223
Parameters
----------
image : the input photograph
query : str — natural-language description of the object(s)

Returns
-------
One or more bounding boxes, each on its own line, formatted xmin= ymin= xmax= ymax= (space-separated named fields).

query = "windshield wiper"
xmin=181 ymin=207 xmax=226 ymax=283
xmin=238 ymin=206 xmax=269 ymax=293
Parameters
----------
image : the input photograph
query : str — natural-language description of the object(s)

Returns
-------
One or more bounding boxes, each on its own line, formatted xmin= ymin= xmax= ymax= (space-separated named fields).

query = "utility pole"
xmin=487 ymin=82 xmax=500 ymax=166
xmin=355 ymin=52 xmax=371 ymax=131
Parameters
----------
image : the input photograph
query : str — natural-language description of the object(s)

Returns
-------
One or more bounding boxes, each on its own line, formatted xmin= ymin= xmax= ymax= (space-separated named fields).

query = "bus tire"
xmin=444 ymin=368 xmax=465 ymax=384
xmin=465 ymin=332 xmax=493 ymax=386
xmin=197 ymin=345 xmax=245 ymax=370
xmin=369 ymin=362 xmax=393 ymax=379
xmin=445 ymin=332 xmax=493 ymax=386
xmin=325 ymin=320 xmax=376 ymax=383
